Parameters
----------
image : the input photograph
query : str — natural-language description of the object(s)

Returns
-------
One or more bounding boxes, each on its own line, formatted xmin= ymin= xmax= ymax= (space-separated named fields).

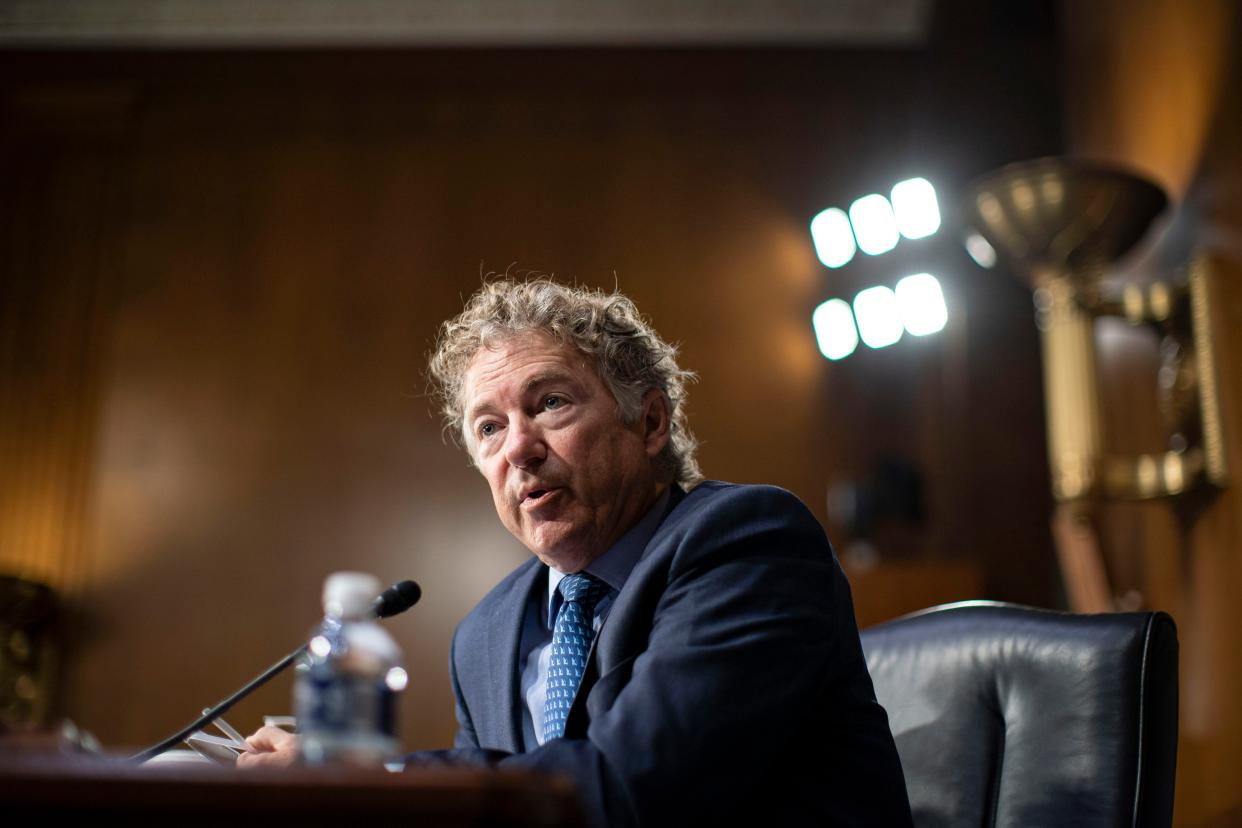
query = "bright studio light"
xmin=895 ymin=273 xmax=948 ymax=336
xmin=812 ymin=298 xmax=859 ymax=360
xmin=853 ymin=286 xmax=903 ymax=349
xmin=809 ymin=208 xmax=857 ymax=268
xmin=848 ymin=194 xmax=899 ymax=256
xmin=891 ymin=177 xmax=940 ymax=239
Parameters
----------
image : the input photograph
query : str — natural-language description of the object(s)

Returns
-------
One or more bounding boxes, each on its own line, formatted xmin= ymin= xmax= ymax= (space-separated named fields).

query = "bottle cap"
xmin=323 ymin=572 xmax=382 ymax=619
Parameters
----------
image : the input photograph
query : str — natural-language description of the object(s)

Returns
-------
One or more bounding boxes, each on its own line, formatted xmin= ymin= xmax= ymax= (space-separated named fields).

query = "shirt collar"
xmin=546 ymin=487 xmax=671 ymax=624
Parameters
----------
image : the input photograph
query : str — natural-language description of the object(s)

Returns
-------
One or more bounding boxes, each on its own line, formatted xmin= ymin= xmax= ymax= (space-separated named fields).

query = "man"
xmin=244 ymin=278 xmax=913 ymax=827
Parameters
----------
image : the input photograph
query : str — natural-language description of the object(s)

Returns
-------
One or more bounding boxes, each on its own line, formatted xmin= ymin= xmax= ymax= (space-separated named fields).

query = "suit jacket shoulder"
xmin=659 ymin=480 xmax=829 ymax=563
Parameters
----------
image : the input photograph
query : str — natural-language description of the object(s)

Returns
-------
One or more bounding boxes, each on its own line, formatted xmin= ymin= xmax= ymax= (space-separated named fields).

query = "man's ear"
xmin=639 ymin=389 xmax=672 ymax=458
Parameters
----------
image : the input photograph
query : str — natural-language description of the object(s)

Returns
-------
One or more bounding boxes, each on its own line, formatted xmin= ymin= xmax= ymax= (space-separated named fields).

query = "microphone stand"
xmin=128 ymin=579 xmax=420 ymax=764
xmin=129 ymin=642 xmax=307 ymax=764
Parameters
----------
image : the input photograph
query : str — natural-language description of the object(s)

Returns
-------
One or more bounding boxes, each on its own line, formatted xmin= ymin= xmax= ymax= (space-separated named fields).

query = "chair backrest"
xmin=861 ymin=601 xmax=1178 ymax=828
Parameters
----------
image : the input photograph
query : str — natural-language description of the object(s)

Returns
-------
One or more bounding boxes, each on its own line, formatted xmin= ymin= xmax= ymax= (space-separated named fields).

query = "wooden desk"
xmin=0 ymin=753 xmax=584 ymax=826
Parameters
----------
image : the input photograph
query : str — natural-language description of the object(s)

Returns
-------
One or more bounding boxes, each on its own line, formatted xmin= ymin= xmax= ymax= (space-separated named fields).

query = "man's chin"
xmin=528 ymin=539 xmax=596 ymax=574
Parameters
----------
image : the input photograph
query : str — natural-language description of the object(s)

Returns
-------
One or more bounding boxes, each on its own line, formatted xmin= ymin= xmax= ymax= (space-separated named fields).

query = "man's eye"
xmin=479 ymin=422 xmax=497 ymax=438
xmin=544 ymin=396 xmax=564 ymax=410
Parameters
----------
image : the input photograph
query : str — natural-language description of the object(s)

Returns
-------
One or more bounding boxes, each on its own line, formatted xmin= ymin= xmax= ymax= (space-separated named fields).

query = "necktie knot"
xmin=557 ymin=572 xmax=609 ymax=610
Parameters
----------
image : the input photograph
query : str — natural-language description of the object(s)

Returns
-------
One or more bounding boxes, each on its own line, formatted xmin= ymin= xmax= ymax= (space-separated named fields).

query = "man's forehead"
xmin=463 ymin=331 xmax=593 ymax=407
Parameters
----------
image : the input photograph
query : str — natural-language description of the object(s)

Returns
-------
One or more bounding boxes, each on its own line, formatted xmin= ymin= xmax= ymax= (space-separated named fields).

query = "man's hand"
xmin=236 ymin=725 xmax=300 ymax=769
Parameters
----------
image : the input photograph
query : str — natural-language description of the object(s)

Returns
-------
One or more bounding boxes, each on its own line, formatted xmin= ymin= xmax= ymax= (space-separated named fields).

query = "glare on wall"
xmin=853 ymin=286 xmax=904 ymax=349
xmin=812 ymin=298 xmax=859 ymax=360
xmin=890 ymin=177 xmax=940 ymax=239
xmin=895 ymin=273 xmax=948 ymax=336
xmin=809 ymin=208 xmax=857 ymax=269
xmin=964 ymin=232 xmax=997 ymax=268
xmin=847 ymin=194 xmax=899 ymax=256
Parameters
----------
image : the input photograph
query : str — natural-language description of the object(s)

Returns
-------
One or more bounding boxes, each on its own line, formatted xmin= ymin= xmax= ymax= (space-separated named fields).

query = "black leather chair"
xmin=861 ymin=601 xmax=1178 ymax=828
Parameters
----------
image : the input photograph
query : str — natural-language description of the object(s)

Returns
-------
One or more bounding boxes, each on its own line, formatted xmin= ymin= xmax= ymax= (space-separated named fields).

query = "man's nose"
xmin=504 ymin=417 xmax=546 ymax=470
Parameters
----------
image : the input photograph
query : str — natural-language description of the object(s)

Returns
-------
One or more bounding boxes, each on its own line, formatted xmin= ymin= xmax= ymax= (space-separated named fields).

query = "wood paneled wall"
xmin=1061 ymin=2 xmax=1242 ymax=825
xmin=0 ymin=45 xmax=1057 ymax=752
xmin=0 ymin=87 xmax=133 ymax=600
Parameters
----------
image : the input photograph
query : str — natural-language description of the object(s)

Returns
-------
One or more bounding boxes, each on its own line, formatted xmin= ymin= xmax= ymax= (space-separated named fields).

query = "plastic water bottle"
xmin=295 ymin=572 xmax=406 ymax=766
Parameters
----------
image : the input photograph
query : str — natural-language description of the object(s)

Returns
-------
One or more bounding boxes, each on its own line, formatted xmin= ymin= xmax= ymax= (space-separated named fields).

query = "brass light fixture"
xmin=963 ymin=157 xmax=1228 ymax=506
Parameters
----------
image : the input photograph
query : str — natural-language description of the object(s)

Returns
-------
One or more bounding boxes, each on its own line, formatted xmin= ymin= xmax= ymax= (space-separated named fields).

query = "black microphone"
xmin=130 ymin=578 xmax=422 ymax=764
xmin=372 ymin=579 xmax=422 ymax=619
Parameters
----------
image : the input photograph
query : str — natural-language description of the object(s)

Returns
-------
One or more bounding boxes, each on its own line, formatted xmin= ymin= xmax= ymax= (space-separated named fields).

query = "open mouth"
xmin=522 ymin=487 xmax=560 ymax=507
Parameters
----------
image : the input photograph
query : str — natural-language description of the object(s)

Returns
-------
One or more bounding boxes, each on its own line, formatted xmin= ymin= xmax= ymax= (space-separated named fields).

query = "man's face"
xmin=461 ymin=330 xmax=667 ymax=573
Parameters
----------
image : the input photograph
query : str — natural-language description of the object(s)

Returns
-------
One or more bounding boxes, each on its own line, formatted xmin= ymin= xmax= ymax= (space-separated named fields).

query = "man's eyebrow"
xmin=519 ymin=369 xmax=585 ymax=397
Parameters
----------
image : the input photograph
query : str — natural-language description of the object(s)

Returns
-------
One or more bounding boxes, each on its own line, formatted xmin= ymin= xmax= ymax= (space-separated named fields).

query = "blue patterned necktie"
xmin=543 ymin=572 xmax=610 ymax=742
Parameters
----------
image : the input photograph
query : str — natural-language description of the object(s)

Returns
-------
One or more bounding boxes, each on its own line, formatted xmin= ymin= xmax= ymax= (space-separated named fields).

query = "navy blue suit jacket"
xmin=442 ymin=481 xmax=912 ymax=827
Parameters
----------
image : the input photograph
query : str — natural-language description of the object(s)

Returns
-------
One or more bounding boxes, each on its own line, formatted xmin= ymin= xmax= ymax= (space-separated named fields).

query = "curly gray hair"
xmin=429 ymin=278 xmax=702 ymax=487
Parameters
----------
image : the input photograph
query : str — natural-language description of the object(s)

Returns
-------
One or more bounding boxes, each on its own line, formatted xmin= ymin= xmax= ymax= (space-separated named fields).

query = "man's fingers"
xmin=244 ymin=725 xmax=297 ymax=753
xmin=236 ymin=725 xmax=300 ymax=768
xmin=236 ymin=745 xmax=298 ymax=768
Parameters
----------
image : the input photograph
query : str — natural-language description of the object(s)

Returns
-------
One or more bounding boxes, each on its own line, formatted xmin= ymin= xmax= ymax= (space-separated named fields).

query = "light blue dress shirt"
xmin=519 ymin=488 xmax=671 ymax=749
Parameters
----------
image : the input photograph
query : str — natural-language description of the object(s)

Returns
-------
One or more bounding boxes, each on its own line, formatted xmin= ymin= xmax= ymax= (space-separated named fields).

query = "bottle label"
xmin=296 ymin=672 xmax=396 ymax=739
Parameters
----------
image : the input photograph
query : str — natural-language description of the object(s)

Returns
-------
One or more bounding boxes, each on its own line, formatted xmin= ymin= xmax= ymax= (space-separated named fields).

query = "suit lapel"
xmin=486 ymin=557 xmax=544 ymax=753
xmin=564 ymin=485 xmax=688 ymax=737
